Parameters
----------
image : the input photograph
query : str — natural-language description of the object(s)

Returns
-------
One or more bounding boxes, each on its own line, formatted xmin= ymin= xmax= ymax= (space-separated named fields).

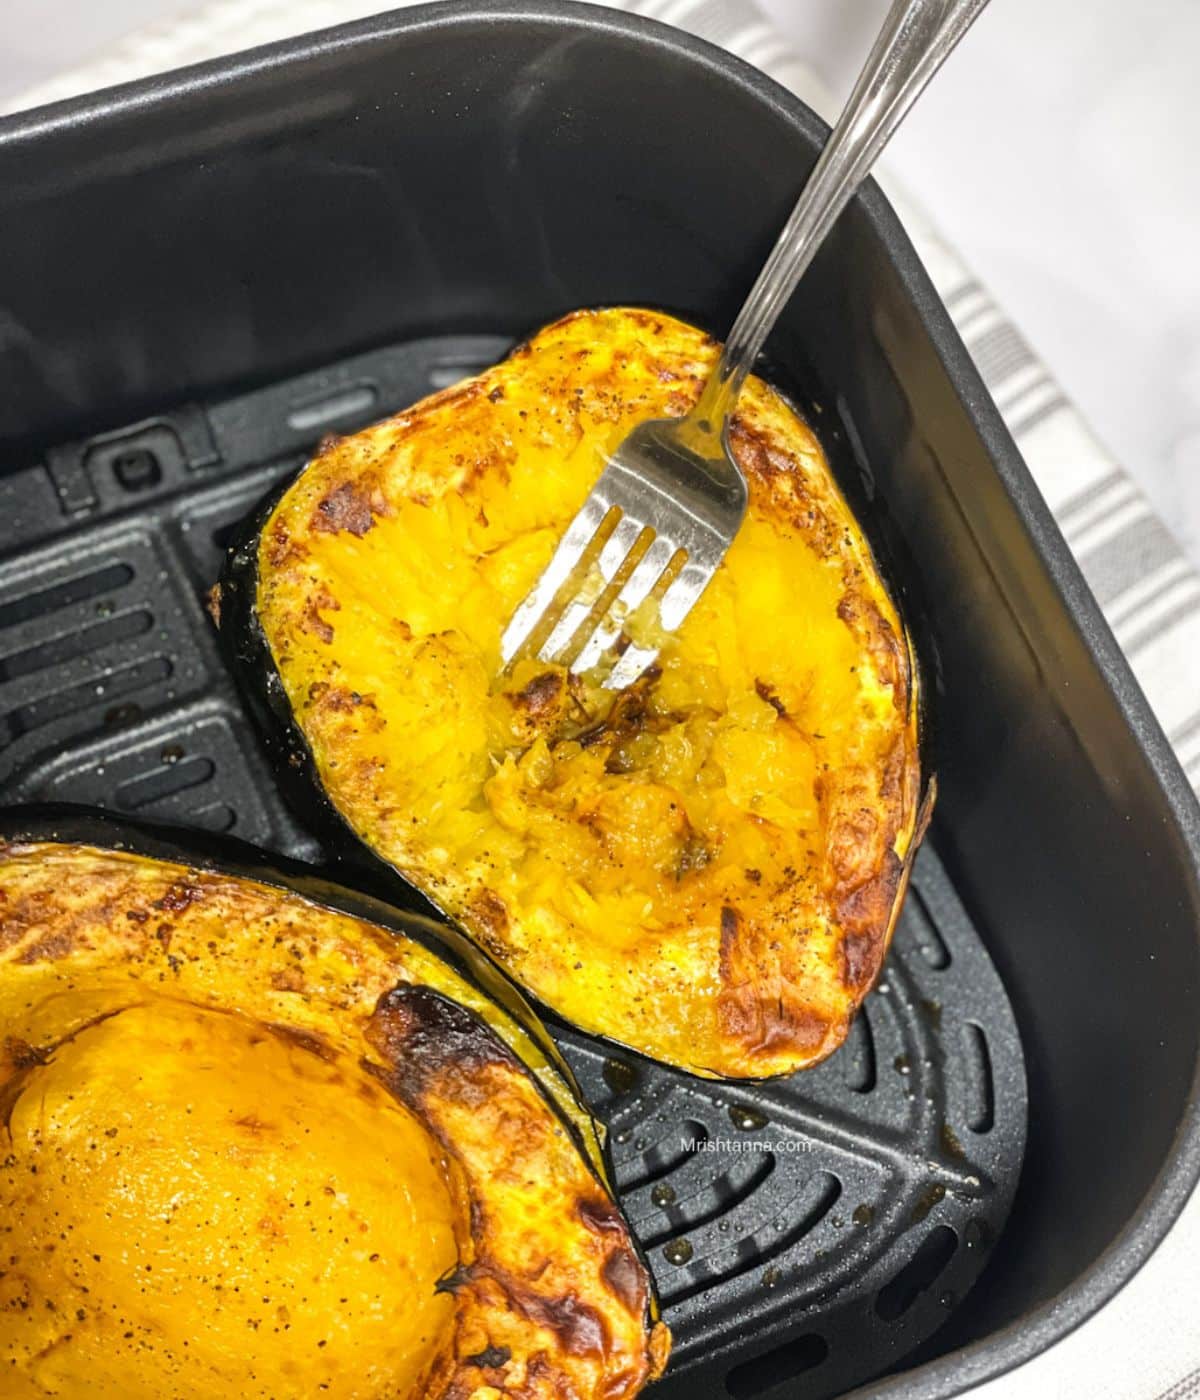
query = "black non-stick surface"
xmin=0 ymin=334 xmax=1026 ymax=1400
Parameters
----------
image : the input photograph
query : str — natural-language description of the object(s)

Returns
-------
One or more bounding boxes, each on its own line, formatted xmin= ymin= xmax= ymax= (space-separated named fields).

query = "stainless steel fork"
xmin=500 ymin=0 xmax=992 ymax=690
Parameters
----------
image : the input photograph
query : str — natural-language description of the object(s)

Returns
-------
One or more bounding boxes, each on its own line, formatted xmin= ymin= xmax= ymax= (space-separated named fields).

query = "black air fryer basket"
xmin=0 ymin=4 xmax=1198 ymax=1398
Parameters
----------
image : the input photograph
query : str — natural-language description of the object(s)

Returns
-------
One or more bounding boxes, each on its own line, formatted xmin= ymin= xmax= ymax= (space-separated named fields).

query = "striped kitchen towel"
xmin=5 ymin=3 xmax=1200 ymax=1398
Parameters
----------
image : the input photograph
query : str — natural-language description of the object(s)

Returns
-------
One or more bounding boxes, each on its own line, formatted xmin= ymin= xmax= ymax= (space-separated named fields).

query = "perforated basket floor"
xmin=0 ymin=336 xmax=1026 ymax=1400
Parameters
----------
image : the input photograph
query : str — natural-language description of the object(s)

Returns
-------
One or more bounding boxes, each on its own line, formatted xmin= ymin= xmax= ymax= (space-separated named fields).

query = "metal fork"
xmin=500 ymin=0 xmax=992 ymax=691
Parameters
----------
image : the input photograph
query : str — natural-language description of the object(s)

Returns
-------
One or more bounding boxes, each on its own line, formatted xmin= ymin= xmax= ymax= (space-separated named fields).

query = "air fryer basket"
xmin=0 ymin=4 xmax=1197 ymax=1399
xmin=0 ymin=329 xmax=1028 ymax=1399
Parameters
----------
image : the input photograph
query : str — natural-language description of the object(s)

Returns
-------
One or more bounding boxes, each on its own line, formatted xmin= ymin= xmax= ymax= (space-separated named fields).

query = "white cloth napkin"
xmin=7 ymin=1 xmax=1200 ymax=1396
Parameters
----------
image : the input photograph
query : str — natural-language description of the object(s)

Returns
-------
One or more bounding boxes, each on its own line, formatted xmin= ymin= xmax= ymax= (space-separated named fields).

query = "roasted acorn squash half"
xmin=221 ymin=307 xmax=930 ymax=1080
xmin=0 ymin=808 xmax=668 ymax=1400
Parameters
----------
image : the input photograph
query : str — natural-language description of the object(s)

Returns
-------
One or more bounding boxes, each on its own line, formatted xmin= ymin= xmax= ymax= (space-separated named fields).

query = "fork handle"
xmin=695 ymin=0 xmax=992 ymax=426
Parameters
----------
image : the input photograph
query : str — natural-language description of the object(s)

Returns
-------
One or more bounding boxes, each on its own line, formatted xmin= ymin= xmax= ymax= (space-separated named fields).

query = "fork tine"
xmin=499 ymin=493 xmax=613 ymax=664
xmin=571 ymin=534 xmax=680 ymax=675
xmin=658 ymin=556 xmax=714 ymax=631
xmin=602 ymin=556 xmax=715 ymax=690
xmin=536 ymin=511 xmax=649 ymax=664
xmin=604 ymin=640 xmax=660 ymax=692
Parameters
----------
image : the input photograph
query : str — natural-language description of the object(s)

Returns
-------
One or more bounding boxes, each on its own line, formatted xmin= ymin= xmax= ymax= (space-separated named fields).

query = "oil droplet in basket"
xmin=662 ymin=1239 xmax=693 ymax=1266
xmin=650 ymin=1183 xmax=676 ymax=1208
xmin=852 ymin=1203 xmax=875 ymax=1227
xmin=941 ymin=1123 xmax=965 ymax=1159
xmin=161 ymin=743 xmax=185 ymax=764
xmin=727 ymin=1103 xmax=768 ymax=1131
xmin=762 ymin=1266 xmax=782 ymax=1288
xmin=602 ymin=1058 xmax=637 ymax=1095
xmin=104 ymin=703 xmax=142 ymax=727
xmin=910 ymin=1182 xmax=946 ymax=1224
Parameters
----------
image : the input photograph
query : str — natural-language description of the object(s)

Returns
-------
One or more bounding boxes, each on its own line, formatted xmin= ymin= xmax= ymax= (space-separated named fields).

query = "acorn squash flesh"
xmin=239 ymin=307 xmax=928 ymax=1078
xmin=0 ymin=836 xmax=667 ymax=1399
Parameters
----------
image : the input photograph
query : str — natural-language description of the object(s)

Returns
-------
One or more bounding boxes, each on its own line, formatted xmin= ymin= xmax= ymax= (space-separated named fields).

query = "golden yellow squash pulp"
xmin=0 ymin=841 xmax=667 ymax=1398
xmin=252 ymin=307 xmax=927 ymax=1079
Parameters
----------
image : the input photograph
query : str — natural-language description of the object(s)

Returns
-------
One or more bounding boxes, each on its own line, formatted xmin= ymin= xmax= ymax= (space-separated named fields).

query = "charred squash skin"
xmin=224 ymin=307 xmax=930 ymax=1079
xmin=0 ymin=809 xmax=668 ymax=1400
